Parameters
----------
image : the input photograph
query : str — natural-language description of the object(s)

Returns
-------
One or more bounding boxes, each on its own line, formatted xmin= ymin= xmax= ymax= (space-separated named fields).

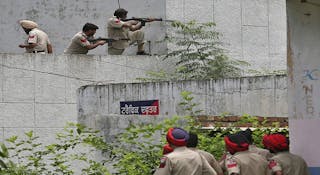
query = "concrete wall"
xmin=166 ymin=0 xmax=287 ymax=71
xmin=0 ymin=53 xmax=288 ymax=142
xmin=0 ymin=0 xmax=167 ymax=55
xmin=0 ymin=53 xmax=174 ymax=142
xmin=0 ymin=0 xmax=286 ymax=71
xmin=287 ymin=0 xmax=320 ymax=173
xmin=77 ymin=75 xmax=288 ymax=139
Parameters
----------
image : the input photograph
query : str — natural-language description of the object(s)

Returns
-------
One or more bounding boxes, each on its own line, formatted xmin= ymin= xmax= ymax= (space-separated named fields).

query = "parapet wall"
xmin=0 ymin=53 xmax=174 ymax=142
xmin=0 ymin=53 xmax=288 ymax=144
xmin=78 ymin=75 xmax=288 ymax=139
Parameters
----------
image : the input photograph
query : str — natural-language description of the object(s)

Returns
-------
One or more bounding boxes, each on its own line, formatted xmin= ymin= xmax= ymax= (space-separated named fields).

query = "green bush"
xmin=0 ymin=91 xmax=288 ymax=174
xmin=137 ymin=20 xmax=249 ymax=82
xmin=0 ymin=123 xmax=110 ymax=175
xmin=103 ymin=91 xmax=288 ymax=174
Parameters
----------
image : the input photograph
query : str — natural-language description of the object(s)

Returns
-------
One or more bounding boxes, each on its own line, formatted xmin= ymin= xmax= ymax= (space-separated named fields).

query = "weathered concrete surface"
xmin=211 ymin=0 xmax=286 ymax=72
xmin=0 ymin=53 xmax=174 ymax=140
xmin=287 ymin=0 xmax=320 ymax=172
xmin=0 ymin=53 xmax=288 ymax=143
xmin=0 ymin=0 xmax=166 ymax=55
xmin=1 ymin=0 xmax=286 ymax=72
xmin=78 ymin=75 xmax=288 ymax=139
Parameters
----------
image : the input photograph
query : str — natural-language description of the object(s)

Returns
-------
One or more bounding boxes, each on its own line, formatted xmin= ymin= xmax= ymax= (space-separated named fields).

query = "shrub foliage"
xmin=0 ymin=91 xmax=288 ymax=174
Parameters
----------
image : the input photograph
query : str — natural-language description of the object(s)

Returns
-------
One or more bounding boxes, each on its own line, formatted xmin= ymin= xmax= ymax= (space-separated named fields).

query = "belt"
xmin=32 ymin=50 xmax=45 ymax=53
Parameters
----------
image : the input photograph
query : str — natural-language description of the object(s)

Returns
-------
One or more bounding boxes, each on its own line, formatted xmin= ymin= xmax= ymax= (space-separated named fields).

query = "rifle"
xmin=122 ymin=17 xmax=175 ymax=26
xmin=88 ymin=37 xmax=129 ymax=44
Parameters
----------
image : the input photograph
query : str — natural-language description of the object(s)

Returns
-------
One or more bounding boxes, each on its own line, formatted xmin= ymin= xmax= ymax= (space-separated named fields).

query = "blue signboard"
xmin=120 ymin=100 xmax=159 ymax=115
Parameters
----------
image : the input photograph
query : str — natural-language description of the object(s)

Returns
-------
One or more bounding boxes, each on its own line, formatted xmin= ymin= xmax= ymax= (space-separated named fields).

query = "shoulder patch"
xmin=159 ymin=157 xmax=167 ymax=168
xmin=80 ymin=38 xmax=87 ymax=43
xmin=29 ymin=35 xmax=35 ymax=39
xmin=268 ymin=160 xmax=278 ymax=169
xmin=115 ymin=19 xmax=120 ymax=23
xmin=226 ymin=158 xmax=237 ymax=168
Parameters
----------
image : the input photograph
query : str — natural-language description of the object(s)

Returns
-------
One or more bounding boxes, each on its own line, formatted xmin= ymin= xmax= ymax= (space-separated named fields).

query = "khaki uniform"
xmin=268 ymin=151 xmax=309 ymax=175
xmin=223 ymin=151 xmax=269 ymax=175
xmin=107 ymin=16 xmax=144 ymax=55
xmin=64 ymin=32 xmax=92 ymax=54
xmin=154 ymin=146 xmax=217 ymax=175
xmin=249 ymin=145 xmax=273 ymax=160
xmin=189 ymin=148 xmax=223 ymax=175
xmin=25 ymin=28 xmax=51 ymax=53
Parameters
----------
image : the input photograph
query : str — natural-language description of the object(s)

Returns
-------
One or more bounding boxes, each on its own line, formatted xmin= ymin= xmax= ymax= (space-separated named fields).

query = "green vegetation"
xmin=138 ymin=20 xmax=248 ymax=82
xmin=0 ymin=91 xmax=288 ymax=174
xmin=0 ymin=123 xmax=110 ymax=175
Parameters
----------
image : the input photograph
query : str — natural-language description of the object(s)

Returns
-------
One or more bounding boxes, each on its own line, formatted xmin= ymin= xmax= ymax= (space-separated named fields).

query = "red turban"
xmin=262 ymin=134 xmax=289 ymax=152
xmin=224 ymin=133 xmax=249 ymax=155
xmin=162 ymin=144 xmax=174 ymax=155
xmin=166 ymin=127 xmax=189 ymax=146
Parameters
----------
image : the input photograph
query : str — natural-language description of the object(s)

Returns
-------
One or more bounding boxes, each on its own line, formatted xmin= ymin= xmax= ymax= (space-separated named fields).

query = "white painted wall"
xmin=287 ymin=0 xmax=320 ymax=172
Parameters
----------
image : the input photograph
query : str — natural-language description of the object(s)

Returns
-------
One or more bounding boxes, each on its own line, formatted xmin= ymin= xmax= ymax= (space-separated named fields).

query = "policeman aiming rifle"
xmin=108 ymin=8 xmax=176 ymax=55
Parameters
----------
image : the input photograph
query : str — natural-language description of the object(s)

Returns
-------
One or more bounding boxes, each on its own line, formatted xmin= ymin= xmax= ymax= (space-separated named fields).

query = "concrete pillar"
xmin=287 ymin=0 xmax=320 ymax=174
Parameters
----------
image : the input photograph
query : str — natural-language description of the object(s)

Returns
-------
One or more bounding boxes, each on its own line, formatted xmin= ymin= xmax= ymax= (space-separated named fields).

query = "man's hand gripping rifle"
xmin=88 ymin=38 xmax=130 ymax=44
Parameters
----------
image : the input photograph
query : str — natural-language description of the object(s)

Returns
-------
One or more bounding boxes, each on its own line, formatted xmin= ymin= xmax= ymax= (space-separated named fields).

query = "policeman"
xmin=262 ymin=133 xmax=310 ymax=175
xmin=64 ymin=23 xmax=106 ymax=54
xmin=240 ymin=128 xmax=273 ymax=160
xmin=107 ymin=8 xmax=152 ymax=55
xmin=19 ymin=20 xmax=53 ymax=54
xmin=162 ymin=144 xmax=174 ymax=155
xmin=153 ymin=127 xmax=217 ymax=175
xmin=187 ymin=132 xmax=224 ymax=175
xmin=222 ymin=132 xmax=269 ymax=175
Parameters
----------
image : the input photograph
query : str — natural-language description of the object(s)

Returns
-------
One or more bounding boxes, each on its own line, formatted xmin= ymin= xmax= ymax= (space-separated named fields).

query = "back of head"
xmin=224 ymin=133 xmax=249 ymax=154
xmin=166 ymin=127 xmax=189 ymax=147
xmin=240 ymin=128 xmax=253 ymax=144
xmin=114 ymin=8 xmax=128 ymax=18
xmin=82 ymin=23 xmax=99 ymax=32
xmin=186 ymin=132 xmax=198 ymax=148
xmin=262 ymin=133 xmax=289 ymax=153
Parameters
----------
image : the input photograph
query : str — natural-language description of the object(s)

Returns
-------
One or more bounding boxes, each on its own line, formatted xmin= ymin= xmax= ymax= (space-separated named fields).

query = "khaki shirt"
xmin=64 ymin=32 xmax=91 ymax=54
xmin=107 ymin=16 xmax=129 ymax=49
xmin=189 ymin=148 xmax=223 ymax=175
xmin=154 ymin=146 xmax=217 ymax=175
xmin=268 ymin=151 xmax=309 ymax=175
xmin=224 ymin=151 xmax=269 ymax=175
xmin=25 ymin=28 xmax=51 ymax=53
xmin=249 ymin=145 xmax=273 ymax=160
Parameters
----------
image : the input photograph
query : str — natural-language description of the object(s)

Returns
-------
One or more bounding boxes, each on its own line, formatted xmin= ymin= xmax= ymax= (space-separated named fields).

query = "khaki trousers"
xmin=108 ymin=47 xmax=125 ymax=55
xmin=108 ymin=30 xmax=145 ymax=55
